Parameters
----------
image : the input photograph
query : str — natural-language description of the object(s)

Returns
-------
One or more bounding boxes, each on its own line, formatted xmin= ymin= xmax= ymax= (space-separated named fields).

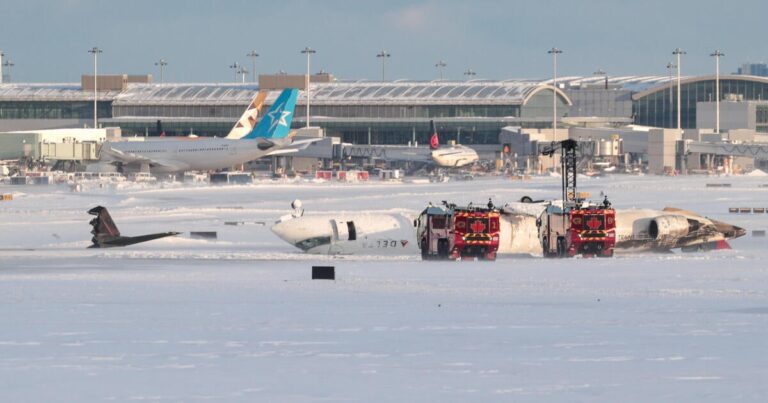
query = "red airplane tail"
xmin=429 ymin=120 xmax=439 ymax=150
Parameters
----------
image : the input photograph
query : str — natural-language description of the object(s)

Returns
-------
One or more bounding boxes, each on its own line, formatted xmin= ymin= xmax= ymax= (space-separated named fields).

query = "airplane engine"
xmin=648 ymin=215 xmax=692 ymax=240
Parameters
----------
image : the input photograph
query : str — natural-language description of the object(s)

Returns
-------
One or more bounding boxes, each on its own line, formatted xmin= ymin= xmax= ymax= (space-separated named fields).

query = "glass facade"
xmin=112 ymin=104 xmax=244 ymax=119
xmin=294 ymin=104 xmax=520 ymax=120
xmin=521 ymin=90 xmax=570 ymax=119
xmin=113 ymin=120 xmax=234 ymax=137
xmin=756 ymin=105 xmax=768 ymax=133
xmin=634 ymin=79 xmax=768 ymax=128
xmin=1 ymin=82 xmax=572 ymax=144
xmin=0 ymin=101 xmax=111 ymax=119
xmin=320 ymin=120 xmax=514 ymax=145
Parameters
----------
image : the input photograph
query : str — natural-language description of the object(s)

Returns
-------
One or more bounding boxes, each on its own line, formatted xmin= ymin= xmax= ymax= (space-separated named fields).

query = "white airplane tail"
xmin=225 ymin=90 xmax=269 ymax=139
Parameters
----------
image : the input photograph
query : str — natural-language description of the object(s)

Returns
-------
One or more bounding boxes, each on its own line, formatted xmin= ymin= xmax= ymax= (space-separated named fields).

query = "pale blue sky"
xmin=1 ymin=0 xmax=766 ymax=83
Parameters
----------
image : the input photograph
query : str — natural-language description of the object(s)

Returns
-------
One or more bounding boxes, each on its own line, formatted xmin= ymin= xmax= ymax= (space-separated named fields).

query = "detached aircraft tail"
xmin=89 ymin=206 xmax=121 ymax=239
xmin=88 ymin=206 xmax=179 ymax=248
xmin=242 ymin=88 xmax=299 ymax=140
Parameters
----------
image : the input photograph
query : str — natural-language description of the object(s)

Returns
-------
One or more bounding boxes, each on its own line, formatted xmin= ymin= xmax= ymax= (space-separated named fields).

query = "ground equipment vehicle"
xmin=538 ymin=140 xmax=616 ymax=257
xmin=416 ymin=200 xmax=501 ymax=261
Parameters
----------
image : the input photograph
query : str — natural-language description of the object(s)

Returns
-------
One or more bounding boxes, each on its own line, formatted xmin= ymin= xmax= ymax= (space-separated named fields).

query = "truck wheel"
xmin=421 ymin=240 xmax=429 ymax=260
xmin=437 ymin=238 xmax=449 ymax=259
xmin=600 ymin=249 xmax=614 ymax=258
xmin=542 ymin=237 xmax=550 ymax=258
xmin=556 ymin=237 xmax=567 ymax=258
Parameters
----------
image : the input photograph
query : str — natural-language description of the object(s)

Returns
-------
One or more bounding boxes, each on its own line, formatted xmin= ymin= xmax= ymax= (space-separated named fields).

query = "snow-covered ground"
xmin=1 ymin=175 xmax=767 ymax=402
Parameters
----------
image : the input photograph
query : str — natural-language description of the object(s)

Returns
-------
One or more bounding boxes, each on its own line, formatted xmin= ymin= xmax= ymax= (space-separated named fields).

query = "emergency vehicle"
xmin=416 ymin=201 xmax=501 ymax=261
xmin=538 ymin=139 xmax=616 ymax=258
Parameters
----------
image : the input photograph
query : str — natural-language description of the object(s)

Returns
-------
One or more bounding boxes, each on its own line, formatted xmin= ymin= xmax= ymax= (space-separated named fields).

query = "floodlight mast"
xmin=301 ymin=46 xmax=316 ymax=128
xmin=376 ymin=50 xmax=390 ymax=81
xmin=88 ymin=46 xmax=103 ymax=128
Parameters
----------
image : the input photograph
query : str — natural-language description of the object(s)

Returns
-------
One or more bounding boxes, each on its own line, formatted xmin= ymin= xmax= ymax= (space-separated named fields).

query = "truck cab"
xmin=416 ymin=202 xmax=501 ymax=261
xmin=416 ymin=206 xmax=453 ymax=260
xmin=538 ymin=200 xmax=616 ymax=258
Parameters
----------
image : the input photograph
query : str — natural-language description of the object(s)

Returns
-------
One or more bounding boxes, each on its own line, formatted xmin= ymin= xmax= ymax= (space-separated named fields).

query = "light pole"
xmin=673 ymin=48 xmax=686 ymax=133
xmin=154 ymin=59 xmax=167 ymax=84
xmin=666 ymin=62 xmax=676 ymax=128
xmin=463 ymin=68 xmax=476 ymax=80
xmin=0 ymin=50 xmax=4 ymax=84
xmin=237 ymin=65 xmax=249 ymax=83
xmin=710 ymin=50 xmax=725 ymax=133
xmin=593 ymin=69 xmax=607 ymax=89
xmin=229 ymin=62 xmax=240 ymax=82
xmin=548 ymin=47 xmax=563 ymax=155
xmin=88 ymin=47 xmax=102 ymax=129
xmin=2 ymin=59 xmax=13 ymax=84
xmin=301 ymin=46 xmax=316 ymax=128
xmin=435 ymin=60 xmax=447 ymax=80
xmin=246 ymin=50 xmax=259 ymax=83
xmin=376 ymin=50 xmax=390 ymax=81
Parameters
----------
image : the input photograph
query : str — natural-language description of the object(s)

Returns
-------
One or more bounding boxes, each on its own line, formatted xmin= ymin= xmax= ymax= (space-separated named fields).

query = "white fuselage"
xmin=431 ymin=146 xmax=479 ymax=168
xmin=271 ymin=204 xmax=742 ymax=257
xmin=100 ymin=137 xmax=287 ymax=173
xmin=271 ymin=213 xmax=418 ymax=255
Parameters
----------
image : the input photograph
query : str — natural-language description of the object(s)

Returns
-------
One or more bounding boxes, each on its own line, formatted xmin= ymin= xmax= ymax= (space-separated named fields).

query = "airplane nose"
xmin=712 ymin=219 xmax=747 ymax=239
xmin=270 ymin=220 xmax=301 ymax=244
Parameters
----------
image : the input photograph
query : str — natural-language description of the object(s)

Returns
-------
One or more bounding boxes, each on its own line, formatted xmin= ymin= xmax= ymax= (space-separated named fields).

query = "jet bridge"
xmin=681 ymin=140 xmax=768 ymax=159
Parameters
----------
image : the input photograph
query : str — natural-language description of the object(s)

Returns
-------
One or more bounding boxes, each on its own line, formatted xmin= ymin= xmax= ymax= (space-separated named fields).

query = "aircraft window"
xmin=347 ymin=221 xmax=356 ymax=241
xmin=294 ymin=236 xmax=331 ymax=251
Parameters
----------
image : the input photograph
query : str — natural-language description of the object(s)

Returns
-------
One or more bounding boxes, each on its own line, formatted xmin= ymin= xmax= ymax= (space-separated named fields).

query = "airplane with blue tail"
xmin=99 ymin=88 xmax=317 ymax=173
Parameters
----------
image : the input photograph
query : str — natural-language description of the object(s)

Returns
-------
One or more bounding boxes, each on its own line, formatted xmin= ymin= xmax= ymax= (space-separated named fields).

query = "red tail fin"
xmin=715 ymin=240 xmax=731 ymax=250
xmin=429 ymin=120 xmax=439 ymax=150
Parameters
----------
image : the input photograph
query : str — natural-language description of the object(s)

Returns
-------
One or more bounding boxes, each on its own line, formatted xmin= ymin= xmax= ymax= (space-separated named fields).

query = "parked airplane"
xmin=88 ymin=206 xmax=179 ymax=248
xmin=99 ymin=88 xmax=313 ymax=173
xmin=428 ymin=120 xmax=479 ymax=168
xmin=270 ymin=200 xmax=745 ymax=256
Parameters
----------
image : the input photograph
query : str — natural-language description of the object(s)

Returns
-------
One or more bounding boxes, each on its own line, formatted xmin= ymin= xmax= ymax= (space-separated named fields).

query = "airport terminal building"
xmin=4 ymin=73 xmax=768 ymax=152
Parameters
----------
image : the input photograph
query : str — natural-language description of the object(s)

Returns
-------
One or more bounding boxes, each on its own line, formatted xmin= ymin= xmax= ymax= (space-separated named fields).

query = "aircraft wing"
xmin=264 ymin=137 xmax=324 ymax=156
xmin=147 ymin=158 xmax=190 ymax=172
xmin=265 ymin=148 xmax=301 ymax=156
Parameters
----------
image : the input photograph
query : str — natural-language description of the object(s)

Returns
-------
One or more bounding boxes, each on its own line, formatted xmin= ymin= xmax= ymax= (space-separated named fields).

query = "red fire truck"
xmin=539 ymin=202 xmax=616 ymax=258
xmin=538 ymin=139 xmax=616 ymax=258
xmin=416 ymin=201 xmax=501 ymax=261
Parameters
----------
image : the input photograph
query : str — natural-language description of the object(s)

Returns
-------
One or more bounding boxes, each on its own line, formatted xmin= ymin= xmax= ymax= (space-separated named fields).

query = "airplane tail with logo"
xmin=429 ymin=120 xmax=439 ymax=150
xmin=242 ymin=88 xmax=299 ymax=140
xmin=225 ymin=90 xmax=269 ymax=139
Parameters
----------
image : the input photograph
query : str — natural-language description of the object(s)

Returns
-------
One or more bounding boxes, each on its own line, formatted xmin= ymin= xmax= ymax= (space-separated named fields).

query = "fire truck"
xmin=538 ymin=139 xmax=616 ymax=258
xmin=416 ymin=201 xmax=501 ymax=261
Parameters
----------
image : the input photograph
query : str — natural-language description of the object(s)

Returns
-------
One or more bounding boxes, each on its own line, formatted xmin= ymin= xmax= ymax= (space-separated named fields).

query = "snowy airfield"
xmin=1 ymin=175 xmax=767 ymax=402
